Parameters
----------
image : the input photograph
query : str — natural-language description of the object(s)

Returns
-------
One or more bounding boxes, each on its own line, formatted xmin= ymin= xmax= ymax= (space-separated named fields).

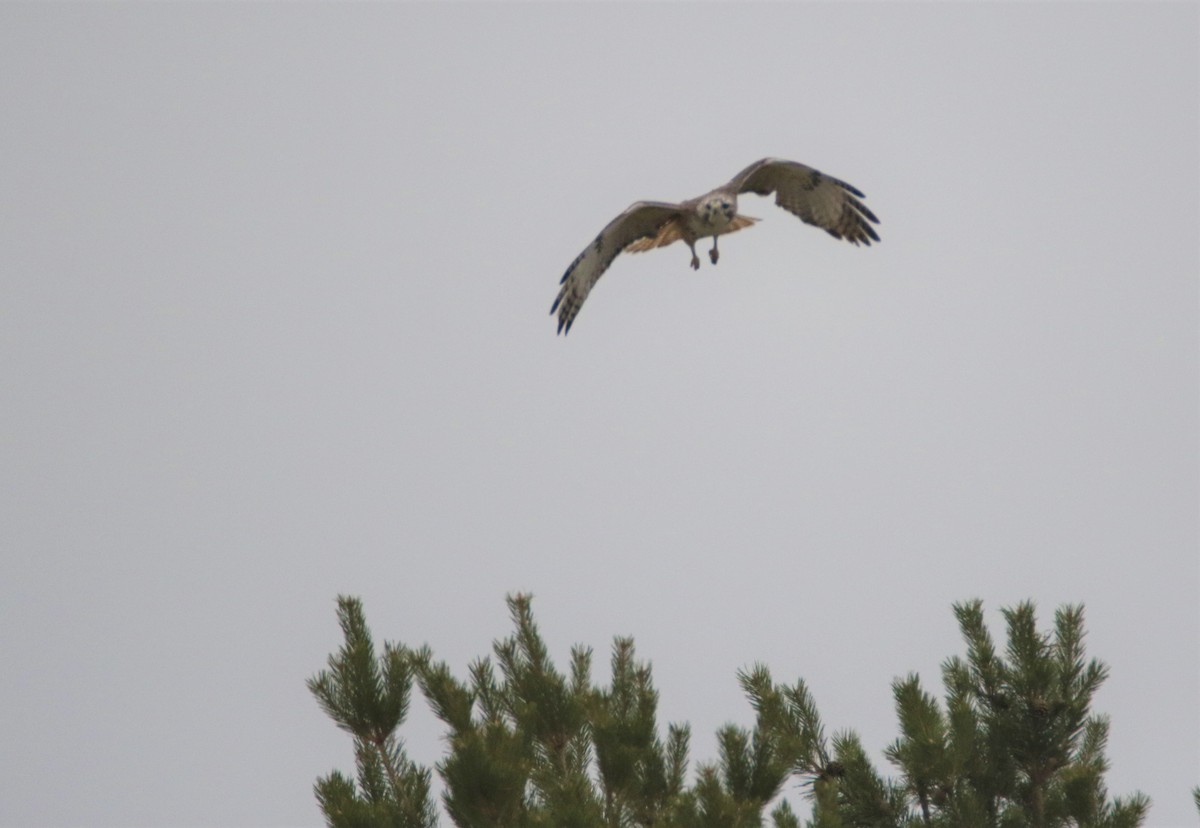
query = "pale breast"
xmin=686 ymin=195 xmax=739 ymax=237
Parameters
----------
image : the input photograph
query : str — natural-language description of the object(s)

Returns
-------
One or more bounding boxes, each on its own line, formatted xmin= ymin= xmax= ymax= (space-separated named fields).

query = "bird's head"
xmin=700 ymin=195 xmax=736 ymax=226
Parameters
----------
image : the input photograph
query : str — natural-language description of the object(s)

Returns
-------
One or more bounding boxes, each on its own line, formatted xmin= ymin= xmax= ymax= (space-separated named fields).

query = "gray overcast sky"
xmin=1 ymin=2 xmax=1196 ymax=826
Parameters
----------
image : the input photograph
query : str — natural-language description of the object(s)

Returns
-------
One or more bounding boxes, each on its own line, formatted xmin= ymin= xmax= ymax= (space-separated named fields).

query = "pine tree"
xmin=307 ymin=597 xmax=437 ymax=828
xmin=309 ymin=596 xmax=1149 ymax=827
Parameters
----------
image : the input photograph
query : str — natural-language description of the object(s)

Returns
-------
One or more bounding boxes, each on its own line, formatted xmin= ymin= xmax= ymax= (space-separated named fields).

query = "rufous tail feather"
xmin=625 ymin=215 xmax=759 ymax=254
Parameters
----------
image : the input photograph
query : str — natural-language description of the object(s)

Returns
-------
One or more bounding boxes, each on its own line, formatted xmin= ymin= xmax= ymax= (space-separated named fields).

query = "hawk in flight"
xmin=550 ymin=158 xmax=880 ymax=334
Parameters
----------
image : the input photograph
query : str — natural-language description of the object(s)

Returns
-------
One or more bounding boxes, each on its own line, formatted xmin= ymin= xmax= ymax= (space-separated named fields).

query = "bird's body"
xmin=550 ymin=158 xmax=880 ymax=334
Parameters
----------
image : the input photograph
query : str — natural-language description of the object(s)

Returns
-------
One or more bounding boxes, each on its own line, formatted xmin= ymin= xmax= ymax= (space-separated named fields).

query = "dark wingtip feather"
xmin=560 ymin=248 xmax=586 ymax=285
xmin=854 ymin=201 xmax=880 ymax=225
xmin=552 ymin=300 xmax=576 ymax=335
xmin=836 ymin=178 xmax=866 ymax=199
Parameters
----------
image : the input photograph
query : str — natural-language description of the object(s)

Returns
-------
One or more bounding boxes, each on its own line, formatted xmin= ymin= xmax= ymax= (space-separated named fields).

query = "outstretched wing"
xmin=726 ymin=158 xmax=880 ymax=246
xmin=551 ymin=201 xmax=683 ymax=335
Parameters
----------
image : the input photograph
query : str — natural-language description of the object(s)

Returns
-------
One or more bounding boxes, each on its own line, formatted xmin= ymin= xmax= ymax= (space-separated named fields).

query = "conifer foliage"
xmin=308 ymin=598 xmax=437 ymax=828
xmin=309 ymin=596 xmax=1148 ymax=827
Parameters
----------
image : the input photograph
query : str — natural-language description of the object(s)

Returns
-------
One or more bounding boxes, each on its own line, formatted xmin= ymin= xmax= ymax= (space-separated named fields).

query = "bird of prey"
xmin=550 ymin=157 xmax=880 ymax=334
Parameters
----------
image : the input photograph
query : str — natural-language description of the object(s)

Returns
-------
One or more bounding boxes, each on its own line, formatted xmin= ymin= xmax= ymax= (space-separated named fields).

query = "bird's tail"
xmin=725 ymin=214 xmax=759 ymax=234
xmin=625 ymin=218 xmax=684 ymax=253
xmin=625 ymin=215 xmax=759 ymax=254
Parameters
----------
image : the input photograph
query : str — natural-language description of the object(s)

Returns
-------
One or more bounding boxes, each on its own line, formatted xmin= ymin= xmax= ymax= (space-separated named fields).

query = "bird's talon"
xmin=709 ymin=248 xmax=719 ymax=264
xmin=690 ymin=255 xmax=700 ymax=270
